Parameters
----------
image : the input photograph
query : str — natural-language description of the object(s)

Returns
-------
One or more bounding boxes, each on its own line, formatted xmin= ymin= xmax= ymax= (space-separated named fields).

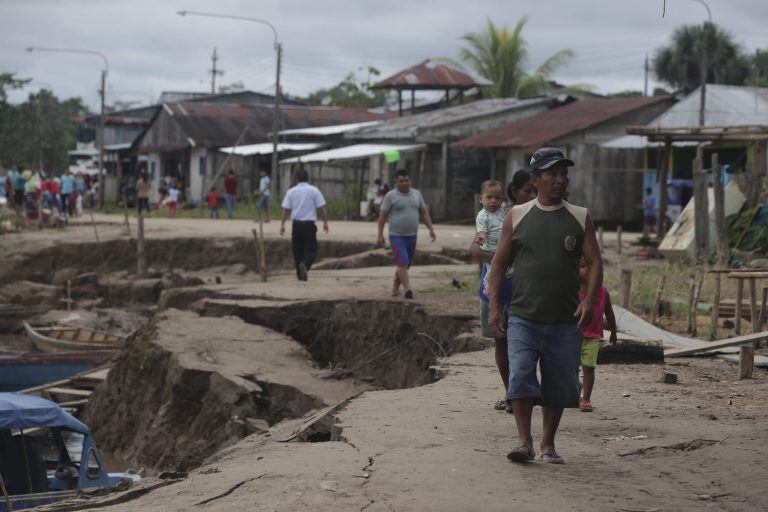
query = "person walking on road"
xmin=280 ymin=169 xmax=329 ymax=281
xmin=224 ymin=169 xmax=238 ymax=219
xmin=376 ymin=168 xmax=436 ymax=299
xmin=254 ymin=168 xmax=271 ymax=222
xmin=487 ymin=147 xmax=603 ymax=465
xmin=136 ymin=171 xmax=151 ymax=215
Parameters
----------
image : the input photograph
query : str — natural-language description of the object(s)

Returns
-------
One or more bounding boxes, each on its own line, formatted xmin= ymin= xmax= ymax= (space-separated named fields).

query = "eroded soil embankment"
xmin=197 ymin=299 xmax=483 ymax=389
xmin=0 ymin=237 xmax=373 ymax=284
xmin=83 ymin=302 xmax=482 ymax=471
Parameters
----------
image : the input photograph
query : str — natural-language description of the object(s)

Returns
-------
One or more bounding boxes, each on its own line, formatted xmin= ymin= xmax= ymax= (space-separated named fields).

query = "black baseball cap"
xmin=529 ymin=147 xmax=574 ymax=172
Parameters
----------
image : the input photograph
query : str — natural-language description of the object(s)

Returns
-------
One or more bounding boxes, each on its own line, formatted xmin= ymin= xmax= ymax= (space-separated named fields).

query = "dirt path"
xmin=76 ymin=347 xmax=766 ymax=512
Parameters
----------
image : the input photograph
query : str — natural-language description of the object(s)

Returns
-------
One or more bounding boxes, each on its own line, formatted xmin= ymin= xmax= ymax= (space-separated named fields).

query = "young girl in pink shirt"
xmin=578 ymin=258 xmax=618 ymax=412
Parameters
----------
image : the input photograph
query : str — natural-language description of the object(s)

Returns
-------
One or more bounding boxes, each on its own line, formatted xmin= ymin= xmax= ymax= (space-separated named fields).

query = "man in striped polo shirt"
xmin=487 ymin=147 xmax=603 ymax=464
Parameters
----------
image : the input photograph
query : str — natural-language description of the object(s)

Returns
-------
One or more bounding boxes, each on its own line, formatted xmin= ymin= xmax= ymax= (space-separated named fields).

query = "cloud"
xmin=2 ymin=0 xmax=768 ymax=108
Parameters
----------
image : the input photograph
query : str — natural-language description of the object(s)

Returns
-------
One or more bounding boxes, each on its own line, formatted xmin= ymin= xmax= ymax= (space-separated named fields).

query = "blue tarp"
xmin=0 ymin=393 xmax=89 ymax=433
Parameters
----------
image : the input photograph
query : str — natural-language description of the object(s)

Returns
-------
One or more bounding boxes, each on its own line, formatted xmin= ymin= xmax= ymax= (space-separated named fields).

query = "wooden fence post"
xmin=252 ymin=226 xmax=267 ymax=283
xmin=616 ymin=225 xmax=623 ymax=255
xmin=621 ymin=269 xmax=632 ymax=309
xmin=686 ymin=275 xmax=696 ymax=335
xmin=137 ymin=215 xmax=146 ymax=277
xmin=690 ymin=273 xmax=704 ymax=337
xmin=122 ymin=192 xmax=131 ymax=238
xmin=652 ymin=274 xmax=667 ymax=325
xmin=712 ymin=153 xmax=728 ymax=265
xmin=710 ymin=272 xmax=721 ymax=339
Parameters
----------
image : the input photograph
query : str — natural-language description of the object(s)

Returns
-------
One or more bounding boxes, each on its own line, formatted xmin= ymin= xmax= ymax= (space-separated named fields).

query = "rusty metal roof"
xmin=371 ymin=59 xmax=483 ymax=90
xmin=454 ymin=96 xmax=673 ymax=149
xmin=164 ymin=102 xmax=386 ymax=148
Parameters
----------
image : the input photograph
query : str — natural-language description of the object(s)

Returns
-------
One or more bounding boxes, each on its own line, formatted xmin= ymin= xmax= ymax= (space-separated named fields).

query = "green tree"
xmin=306 ymin=65 xmax=392 ymax=108
xmin=0 ymin=86 xmax=86 ymax=172
xmin=0 ymin=72 xmax=30 ymax=103
xmin=457 ymin=18 xmax=580 ymax=98
xmin=746 ymin=49 xmax=768 ymax=87
xmin=653 ymin=23 xmax=751 ymax=91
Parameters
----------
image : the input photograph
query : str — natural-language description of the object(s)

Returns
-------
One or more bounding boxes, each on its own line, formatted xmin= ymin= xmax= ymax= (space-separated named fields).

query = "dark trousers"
xmin=138 ymin=197 xmax=150 ymax=214
xmin=292 ymin=221 xmax=318 ymax=271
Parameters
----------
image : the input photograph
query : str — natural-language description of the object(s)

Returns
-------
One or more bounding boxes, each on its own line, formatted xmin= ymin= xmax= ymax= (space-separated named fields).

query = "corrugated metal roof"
xmin=347 ymin=97 xmax=551 ymax=140
xmin=163 ymin=103 xmax=386 ymax=148
xmin=371 ymin=59 xmax=485 ymax=90
xmin=454 ymin=96 xmax=673 ymax=149
xmin=601 ymin=135 xmax=699 ymax=148
xmin=645 ymin=84 xmax=768 ymax=128
xmin=278 ymin=121 xmax=381 ymax=137
xmin=280 ymin=143 xmax=425 ymax=164
xmin=219 ymin=142 xmax=325 ymax=156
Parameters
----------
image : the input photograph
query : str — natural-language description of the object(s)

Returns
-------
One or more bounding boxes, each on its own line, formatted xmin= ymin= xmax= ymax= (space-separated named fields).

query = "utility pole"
xmin=208 ymin=47 xmax=224 ymax=94
xmin=644 ymin=55 xmax=649 ymax=97
xmin=699 ymin=21 xmax=708 ymax=126
xmin=272 ymin=43 xmax=282 ymax=195
xmin=99 ymin=69 xmax=106 ymax=208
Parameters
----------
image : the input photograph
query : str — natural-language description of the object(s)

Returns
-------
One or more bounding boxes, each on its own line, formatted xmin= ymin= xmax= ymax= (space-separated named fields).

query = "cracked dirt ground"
xmin=60 ymin=349 xmax=767 ymax=512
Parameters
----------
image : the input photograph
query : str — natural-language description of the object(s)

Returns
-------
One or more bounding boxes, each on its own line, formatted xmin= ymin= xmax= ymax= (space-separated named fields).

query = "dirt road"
xmin=72 ymin=346 xmax=766 ymax=512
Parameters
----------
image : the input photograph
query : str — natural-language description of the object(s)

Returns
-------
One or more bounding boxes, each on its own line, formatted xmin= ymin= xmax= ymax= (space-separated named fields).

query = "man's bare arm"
xmin=376 ymin=211 xmax=389 ymax=247
xmin=419 ymin=207 xmax=436 ymax=242
xmin=487 ymin=212 xmax=515 ymax=331
xmin=469 ymin=240 xmax=494 ymax=263
xmin=279 ymin=208 xmax=291 ymax=236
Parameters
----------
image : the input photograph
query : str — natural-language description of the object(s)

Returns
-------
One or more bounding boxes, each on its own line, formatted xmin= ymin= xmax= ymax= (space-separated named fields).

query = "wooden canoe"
xmin=23 ymin=322 xmax=127 ymax=352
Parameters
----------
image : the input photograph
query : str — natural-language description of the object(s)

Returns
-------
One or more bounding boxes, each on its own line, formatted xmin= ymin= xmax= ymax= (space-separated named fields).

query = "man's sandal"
xmin=579 ymin=399 xmax=593 ymax=412
xmin=506 ymin=445 xmax=535 ymax=463
xmin=493 ymin=399 xmax=506 ymax=411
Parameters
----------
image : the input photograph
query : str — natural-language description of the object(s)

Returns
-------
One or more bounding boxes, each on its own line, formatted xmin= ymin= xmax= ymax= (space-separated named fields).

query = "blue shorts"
xmin=260 ymin=194 xmax=269 ymax=211
xmin=390 ymin=235 xmax=417 ymax=268
xmin=506 ymin=315 xmax=582 ymax=408
xmin=478 ymin=263 xmax=513 ymax=304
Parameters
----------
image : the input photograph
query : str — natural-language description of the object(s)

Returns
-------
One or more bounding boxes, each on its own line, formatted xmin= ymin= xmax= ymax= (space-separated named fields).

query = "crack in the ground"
xmin=194 ymin=472 xmax=270 ymax=506
xmin=361 ymin=452 xmax=384 ymax=488
xmin=360 ymin=498 xmax=375 ymax=512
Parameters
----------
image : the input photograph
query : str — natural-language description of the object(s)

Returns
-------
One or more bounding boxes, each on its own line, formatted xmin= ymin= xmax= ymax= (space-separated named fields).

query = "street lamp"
xmin=25 ymin=46 xmax=109 ymax=207
xmin=177 ymin=10 xmax=282 ymax=194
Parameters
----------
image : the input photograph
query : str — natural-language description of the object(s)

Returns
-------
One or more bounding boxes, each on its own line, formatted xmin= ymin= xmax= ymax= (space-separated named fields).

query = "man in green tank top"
xmin=487 ymin=147 xmax=603 ymax=464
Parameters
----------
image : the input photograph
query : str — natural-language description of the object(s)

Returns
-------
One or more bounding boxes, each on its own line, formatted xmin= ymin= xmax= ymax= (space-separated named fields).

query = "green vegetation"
xmin=105 ymin=195 xmax=365 ymax=222
xmin=305 ymin=65 xmax=393 ymax=108
xmin=0 ymin=73 xmax=88 ymax=171
xmin=456 ymin=17 xmax=588 ymax=98
xmin=653 ymin=23 xmax=767 ymax=90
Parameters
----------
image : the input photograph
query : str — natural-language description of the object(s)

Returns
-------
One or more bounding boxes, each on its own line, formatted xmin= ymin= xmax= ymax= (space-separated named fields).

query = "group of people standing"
xmin=3 ymin=167 xmax=97 ymax=220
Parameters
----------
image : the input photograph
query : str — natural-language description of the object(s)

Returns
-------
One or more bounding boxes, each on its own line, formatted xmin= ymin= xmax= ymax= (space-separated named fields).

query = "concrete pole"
xmin=271 ymin=43 xmax=282 ymax=196
xmin=98 ymin=69 xmax=106 ymax=208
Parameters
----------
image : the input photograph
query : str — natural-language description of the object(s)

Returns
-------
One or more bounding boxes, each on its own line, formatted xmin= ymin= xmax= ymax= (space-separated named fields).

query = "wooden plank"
xmin=727 ymin=272 xmax=768 ymax=279
xmin=45 ymin=387 xmax=92 ymax=397
xmin=665 ymin=331 xmax=768 ymax=357
xmin=710 ymin=272 xmax=721 ymax=337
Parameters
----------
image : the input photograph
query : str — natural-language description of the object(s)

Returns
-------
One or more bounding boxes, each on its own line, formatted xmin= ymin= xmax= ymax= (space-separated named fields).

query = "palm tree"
xmin=653 ymin=23 xmax=751 ymax=91
xmin=457 ymin=18 xmax=577 ymax=98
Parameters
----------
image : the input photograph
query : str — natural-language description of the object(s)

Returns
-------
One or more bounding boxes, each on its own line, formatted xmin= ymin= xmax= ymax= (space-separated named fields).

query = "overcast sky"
xmin=3 ymin=0 xmax=768 ymax=110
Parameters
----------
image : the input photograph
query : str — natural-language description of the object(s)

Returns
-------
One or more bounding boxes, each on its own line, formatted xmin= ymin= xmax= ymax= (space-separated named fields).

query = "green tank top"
xmin=507 ymin=200 xmax=587 ymax=324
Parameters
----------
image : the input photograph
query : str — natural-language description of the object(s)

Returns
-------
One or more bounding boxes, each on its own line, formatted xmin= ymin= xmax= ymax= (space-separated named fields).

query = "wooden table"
xmin=727 ymin=271 xmax=768 ymax=378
